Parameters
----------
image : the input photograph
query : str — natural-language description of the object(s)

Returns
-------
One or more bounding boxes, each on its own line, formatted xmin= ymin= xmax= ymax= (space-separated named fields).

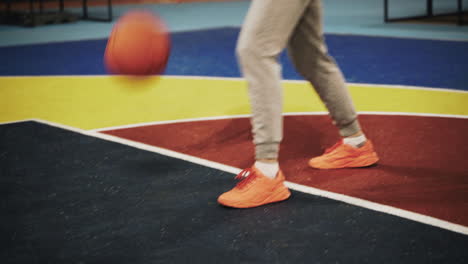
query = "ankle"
xmin=254 ymin=160 xmax=279 ymax=179
xmin=343 ymin=134 xmax=367 ymax=148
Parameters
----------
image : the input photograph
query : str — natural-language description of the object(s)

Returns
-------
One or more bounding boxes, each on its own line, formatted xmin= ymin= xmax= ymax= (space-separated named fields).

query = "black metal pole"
xmin=384 ymin=0 xmax=389 ymax=22
xmin=6 ymin=0 xmax=11 ymax=13
xmin=427 ymin=0 xmax=433 ymax=17
xmin=29 ymin=0 xmax=36 ymax=26
xmin=108 ymin=0 xmax=113 ymax=21
xmin=4 ymin=0 xmax=12 ymax=22
xmin=83 ymin=0 xmax=88 ymax=19
xmin=458 ymin=0 xmax=463 ymax=25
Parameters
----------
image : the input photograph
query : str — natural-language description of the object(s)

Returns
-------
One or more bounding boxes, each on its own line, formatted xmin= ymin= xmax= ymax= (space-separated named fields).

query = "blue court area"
xmin=2 ymin=27 xmax=468 ymax=90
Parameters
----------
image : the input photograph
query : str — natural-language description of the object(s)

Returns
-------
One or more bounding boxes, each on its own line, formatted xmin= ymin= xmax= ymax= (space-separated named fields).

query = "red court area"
xmin=102 ymin=115 xmax=468 ymax=226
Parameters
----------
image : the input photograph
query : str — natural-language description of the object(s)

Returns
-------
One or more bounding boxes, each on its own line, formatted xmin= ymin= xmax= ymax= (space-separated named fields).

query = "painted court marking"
xmin=0 ymin=119 xmax=35 ymax=126
xmin=163 ymin=75 xmax=468 ymax=94
xmin=90 ymin=111 xmax=468 ymax=132
xmin=2 ymin=118 xmax=467 ymax=235
xmin=2 ymin=75 xmax=466 ymax=94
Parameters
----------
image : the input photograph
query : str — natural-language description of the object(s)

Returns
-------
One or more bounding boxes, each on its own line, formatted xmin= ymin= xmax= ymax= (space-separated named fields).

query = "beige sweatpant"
xmin=236 ymin=0 xmax=361 ymax=160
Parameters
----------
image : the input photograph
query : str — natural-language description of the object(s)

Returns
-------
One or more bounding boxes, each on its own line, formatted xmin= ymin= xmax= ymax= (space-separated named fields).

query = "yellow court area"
xmin=1 ymin=76 xmax=467 ymax=130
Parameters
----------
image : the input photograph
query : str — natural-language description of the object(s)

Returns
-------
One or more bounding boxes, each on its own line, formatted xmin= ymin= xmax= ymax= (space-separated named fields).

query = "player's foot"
xmin=218 ymin=167 xmax=291 ymax=208
xmin=308 ymin=140 xmax=379 ymax=169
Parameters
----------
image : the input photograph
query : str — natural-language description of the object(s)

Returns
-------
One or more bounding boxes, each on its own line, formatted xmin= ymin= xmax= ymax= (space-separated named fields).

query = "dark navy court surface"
xmin=1 ymin=121 xmax=468 ymax=263
xmin=2 ymin=28 xmax=468 ymax=91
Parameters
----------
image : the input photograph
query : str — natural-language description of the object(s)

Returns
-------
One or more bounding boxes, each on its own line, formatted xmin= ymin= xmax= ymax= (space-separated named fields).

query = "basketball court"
xmin=1 ymin=0 xmax=468 ymax=263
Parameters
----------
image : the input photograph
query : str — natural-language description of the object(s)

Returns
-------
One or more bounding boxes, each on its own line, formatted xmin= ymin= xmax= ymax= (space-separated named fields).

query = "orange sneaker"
xmin=217 ymin=167 xmax=291 ymax=208
xmin=308 ymin=140 xmax=379 ymax=169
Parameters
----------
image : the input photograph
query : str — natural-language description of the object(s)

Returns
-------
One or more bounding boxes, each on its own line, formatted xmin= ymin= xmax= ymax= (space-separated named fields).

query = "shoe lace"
xmin=324 ymin=140 xmax=344 ymax=154
xmin=234 ymin=168 xmax=257 ymax=189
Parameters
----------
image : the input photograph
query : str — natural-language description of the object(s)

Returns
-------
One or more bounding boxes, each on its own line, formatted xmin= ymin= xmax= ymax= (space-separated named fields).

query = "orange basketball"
xmin=104 ymin=10 xmax=170 ymax=76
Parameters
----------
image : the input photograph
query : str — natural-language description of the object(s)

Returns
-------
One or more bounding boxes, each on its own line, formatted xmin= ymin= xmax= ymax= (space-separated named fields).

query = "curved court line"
xmin=1 ymin=75 xmax=467 ymax=93
xmin=91 ymin=111 xmax=468 ymax=132
xmin=346 ymin=83 xmax=468 ymax=94
xmin=162 ymin=75 xmax=468 ymax=94
xmin=21 ymin=118 xmax=468 ymax=236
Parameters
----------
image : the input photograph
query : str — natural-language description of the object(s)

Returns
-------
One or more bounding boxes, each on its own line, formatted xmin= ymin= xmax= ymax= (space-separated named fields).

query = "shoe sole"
xmin=309 ymin=153 xmax=379 ymax=169
xmin=219 ymin=186 xmax=291 ymax=209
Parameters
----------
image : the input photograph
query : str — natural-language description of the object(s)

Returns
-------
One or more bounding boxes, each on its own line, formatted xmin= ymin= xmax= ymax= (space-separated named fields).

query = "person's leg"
xmin=218 ymin=0 xmax=310 ymax=208
xmin=236 ymin=0 xmax=309 ymax=162
xmin=288 ymin=0 xmax=360 ymax=138
xmin=287 ymin=0 xmax=379 ymax=169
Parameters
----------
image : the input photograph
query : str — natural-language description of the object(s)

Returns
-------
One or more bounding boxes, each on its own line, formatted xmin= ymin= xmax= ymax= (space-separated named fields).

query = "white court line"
xmin=27 ymin=118 xmax=468 ymax=236
xmin=91 ymin=111 xmax=468 ymax=132
xmin=286 ymin=182 xmax=468 ymax=236
xmin=345 ymin=82 xmax=468 ymax=94
xmin=326 ymin=32 xmax=468 ymax=43
xmin=161 ymin=75 xmax=468 ymax=94
xmin=288 ymin=111 xmax=468 ymax=119
xmin=32 ymin=118 xmax=241 ymax=176
xmin=0 ymin=119 xmax=35 ymax=126
xmin=91 ymin=114 xmax=253 ymax=132
xmin=1 ymin=75 xmax=466 ymax=94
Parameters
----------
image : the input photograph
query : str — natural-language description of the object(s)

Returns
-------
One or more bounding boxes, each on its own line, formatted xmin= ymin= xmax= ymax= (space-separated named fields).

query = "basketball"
xmin=104 ymin=10 xmax=170 ymax=76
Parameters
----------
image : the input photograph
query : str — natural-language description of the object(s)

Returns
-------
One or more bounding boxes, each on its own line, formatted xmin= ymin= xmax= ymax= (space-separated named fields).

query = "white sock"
xmin=254 ymin=161 xmax=279 ymax=179
xmin=343 ymin=134 xmax=367 ymax=148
